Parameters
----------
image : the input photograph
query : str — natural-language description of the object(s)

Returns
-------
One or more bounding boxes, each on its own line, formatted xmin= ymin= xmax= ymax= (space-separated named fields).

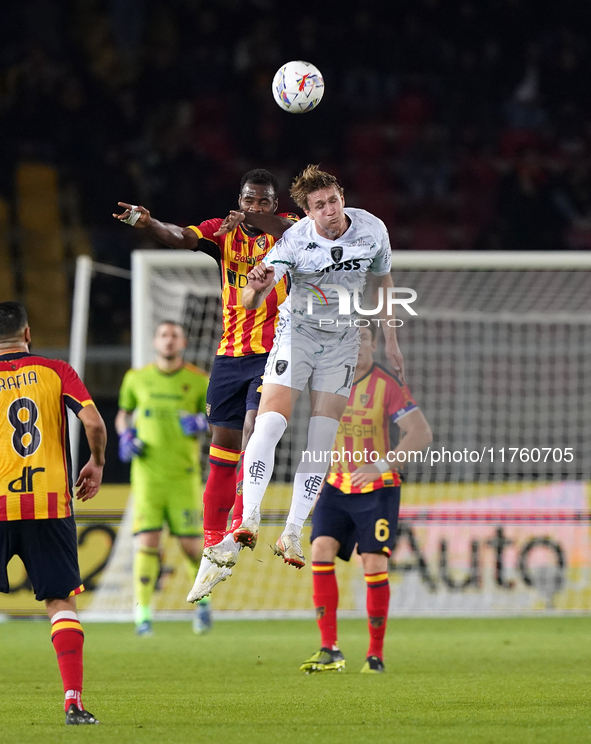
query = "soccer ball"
xmin=272 ymin=61 xmax=324 ymax=114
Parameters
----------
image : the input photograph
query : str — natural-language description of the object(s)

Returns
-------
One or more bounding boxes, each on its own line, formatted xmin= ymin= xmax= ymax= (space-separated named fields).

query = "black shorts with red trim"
xmin=206 ymin=353 xmax=268 ymax=430
xmin=311 ymin=483 xmax=401 ymax=561
xmin=0 ymin=516 xmax=83 ymax=601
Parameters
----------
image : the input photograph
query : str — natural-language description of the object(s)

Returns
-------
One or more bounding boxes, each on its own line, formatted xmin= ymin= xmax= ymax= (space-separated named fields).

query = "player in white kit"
xmin=221 ymin=166 xmax=403 ymax=569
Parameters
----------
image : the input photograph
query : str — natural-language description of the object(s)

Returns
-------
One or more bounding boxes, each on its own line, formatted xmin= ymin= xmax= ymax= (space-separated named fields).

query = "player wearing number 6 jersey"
xmin=0 ymin=302 xmax=107 ymax=724
xmin=233 ymin=166 xmax=405 ymax=569
xmin=300 ymin=323 xmax=432 ymax=674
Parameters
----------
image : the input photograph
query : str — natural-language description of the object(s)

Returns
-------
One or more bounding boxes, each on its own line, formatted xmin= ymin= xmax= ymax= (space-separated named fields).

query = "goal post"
xmin=131 ymin=250 xmax=221 ymax=369
xmin=85 ymin=249 xmax=591 ymax=619
xmin=68 ymin=255 xmax=93 ymax=476
xmin=68 ymin=256 xmax=132 ymax=475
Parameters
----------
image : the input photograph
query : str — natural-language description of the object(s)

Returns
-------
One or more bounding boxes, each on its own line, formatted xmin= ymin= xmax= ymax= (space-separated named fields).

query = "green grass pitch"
xmin=1 ymin=617 xmax=590 ymax=744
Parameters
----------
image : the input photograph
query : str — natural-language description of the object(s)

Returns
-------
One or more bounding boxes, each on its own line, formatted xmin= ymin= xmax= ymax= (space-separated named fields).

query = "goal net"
xmin=86 ymin=250 xmax=591 ymax=619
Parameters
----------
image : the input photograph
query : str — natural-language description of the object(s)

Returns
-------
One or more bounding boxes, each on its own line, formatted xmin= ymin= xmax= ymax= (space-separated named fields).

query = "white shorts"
xmin=264 ymin=319 xmax=359 ymax=397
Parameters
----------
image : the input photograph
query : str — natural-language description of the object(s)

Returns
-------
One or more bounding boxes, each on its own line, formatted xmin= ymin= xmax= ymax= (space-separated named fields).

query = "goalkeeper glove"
xmin=118 ymin=429 xmax=144 ymax=462
xmin=180 ymin=412 xmax=209 ymax=436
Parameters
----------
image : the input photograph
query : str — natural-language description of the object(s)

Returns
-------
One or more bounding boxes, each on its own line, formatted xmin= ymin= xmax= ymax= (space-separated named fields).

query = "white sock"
xmin=286 ymin=415 xmax=340 ymax=530
xmin=242 ymin=411 xmax=288 ymax=517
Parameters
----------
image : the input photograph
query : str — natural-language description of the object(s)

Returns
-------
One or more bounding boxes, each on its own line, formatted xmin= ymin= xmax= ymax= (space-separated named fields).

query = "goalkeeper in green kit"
xmin=116 ymin=321 xmax=209 ymax=635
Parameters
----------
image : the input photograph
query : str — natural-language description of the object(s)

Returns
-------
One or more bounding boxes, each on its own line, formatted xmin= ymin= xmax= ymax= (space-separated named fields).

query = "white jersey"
xmin=264 ymin=208 xmax=391 ymax=333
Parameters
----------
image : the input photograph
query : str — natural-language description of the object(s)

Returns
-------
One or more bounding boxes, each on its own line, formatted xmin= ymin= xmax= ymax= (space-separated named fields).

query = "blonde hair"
xmin=289 ymin=165 xmax=344 ymax=211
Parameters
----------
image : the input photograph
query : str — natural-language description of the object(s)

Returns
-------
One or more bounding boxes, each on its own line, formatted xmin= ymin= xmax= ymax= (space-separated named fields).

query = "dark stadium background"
xmin=1 ymin=0 xmax=591 ymax=480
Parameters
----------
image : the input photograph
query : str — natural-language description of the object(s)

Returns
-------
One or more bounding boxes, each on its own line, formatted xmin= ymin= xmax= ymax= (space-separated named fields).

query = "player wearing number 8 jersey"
xmin=0 ymin=302 xmax=107 ymax=724
xmin=300 ymin=324 xmax=432 ymax=674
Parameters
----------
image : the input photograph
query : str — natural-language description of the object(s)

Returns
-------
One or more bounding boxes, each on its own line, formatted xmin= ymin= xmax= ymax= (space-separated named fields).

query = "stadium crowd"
xmin=1 ymin=0 xmax=591 ymax=342
xmin=2 ymin=0 xmax=591 ymax=252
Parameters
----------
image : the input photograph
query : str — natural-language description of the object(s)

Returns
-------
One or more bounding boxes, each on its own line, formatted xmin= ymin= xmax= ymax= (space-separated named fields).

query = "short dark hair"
xmin=0 ymin=302 xmax=28 ymax=340
xmin=239 ymin=168 xmax=279 ymax=197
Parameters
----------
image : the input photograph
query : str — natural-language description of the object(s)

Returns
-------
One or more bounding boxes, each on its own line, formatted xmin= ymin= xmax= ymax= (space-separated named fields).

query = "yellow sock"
xmin=134 ymin=546 xmax=160 ymax=623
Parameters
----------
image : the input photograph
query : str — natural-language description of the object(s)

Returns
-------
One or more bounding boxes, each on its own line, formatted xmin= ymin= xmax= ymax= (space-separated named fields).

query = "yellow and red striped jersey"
xmin=0 ymin=351 xmax=94 ymax=521
xmin=188 ymin=215 xmax=298 ymax=357
xmin=326 ymin=364 xmax=417 ymax=495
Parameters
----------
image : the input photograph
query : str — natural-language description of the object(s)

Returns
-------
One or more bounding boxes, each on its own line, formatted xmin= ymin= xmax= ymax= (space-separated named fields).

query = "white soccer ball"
xmin=272 ymin=60 xmax=324 ymax=114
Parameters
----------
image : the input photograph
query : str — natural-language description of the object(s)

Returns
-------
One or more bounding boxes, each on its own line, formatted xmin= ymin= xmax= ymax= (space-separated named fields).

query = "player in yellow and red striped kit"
xmin=0 ymin=302 xmax=107 ymax=723
xmin=114 ymin=169 xmax=298 ymax=598
xmin=300 ymin=323 xmax=432 ymax=674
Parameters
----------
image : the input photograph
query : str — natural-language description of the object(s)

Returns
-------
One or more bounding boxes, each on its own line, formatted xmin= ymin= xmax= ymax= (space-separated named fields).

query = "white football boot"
xmin=204 ymin=532 xmax=242 ymax=568
xmin=187 ymin=555 xmax=232 ymax=602
xmin=273 ymin=523 xmax=305 ymax=568
xmin=232 ymin=506 xmax=261 ymax=550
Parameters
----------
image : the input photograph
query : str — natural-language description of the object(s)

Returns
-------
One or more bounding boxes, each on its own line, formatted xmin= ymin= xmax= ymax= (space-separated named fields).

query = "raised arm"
xmin=113 ymin=203 xmax=199 ymax=251
xmin=243 ymin=263 xmax=277 ymax=310
xmin=214 ymin=210 xmax=296 ymax=238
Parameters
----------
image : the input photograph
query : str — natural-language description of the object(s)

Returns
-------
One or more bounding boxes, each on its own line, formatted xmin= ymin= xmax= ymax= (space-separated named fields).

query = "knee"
xmin=361 ymin=552 xmax=389 ymax=574
xmin=251 ymin=411 xmax=287 ymax=442
xmin=311 ymin=536 xmax=339 ymax=562
xmin=211 ymin=426 xmax=242 ymax=450
xmin=180 ymin=538 xmax=202 ymax=560
xmin=136 ymin=531 xmax=160 ymax=550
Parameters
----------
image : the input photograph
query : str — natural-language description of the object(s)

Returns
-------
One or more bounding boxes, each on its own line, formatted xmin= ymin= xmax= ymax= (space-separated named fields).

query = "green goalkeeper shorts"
xmin=132 ymin=478 xmax=203 ymax=537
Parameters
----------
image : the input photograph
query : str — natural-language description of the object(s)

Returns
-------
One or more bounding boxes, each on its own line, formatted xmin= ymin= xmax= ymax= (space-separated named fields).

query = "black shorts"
xmin=311 ymin=483 xmax=401 ymax=562
xmin=0 ymin=516 xmax=83 ymax=601
xmin=206 ymin=353 xmax=268 ymax=430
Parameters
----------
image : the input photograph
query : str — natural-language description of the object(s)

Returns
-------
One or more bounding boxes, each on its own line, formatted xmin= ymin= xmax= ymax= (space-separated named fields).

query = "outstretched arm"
xmin=113 ymin=203 xmax=199 ymax=250
xmin=214 ymin=211 xmax=295 ymax=238
xmin=242 ymin=263 xmax=277 ymax=310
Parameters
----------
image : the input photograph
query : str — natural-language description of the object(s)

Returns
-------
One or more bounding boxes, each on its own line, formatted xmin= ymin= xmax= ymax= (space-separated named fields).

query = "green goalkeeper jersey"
xmin=118 ymin=362 xmax=209 ymax=484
